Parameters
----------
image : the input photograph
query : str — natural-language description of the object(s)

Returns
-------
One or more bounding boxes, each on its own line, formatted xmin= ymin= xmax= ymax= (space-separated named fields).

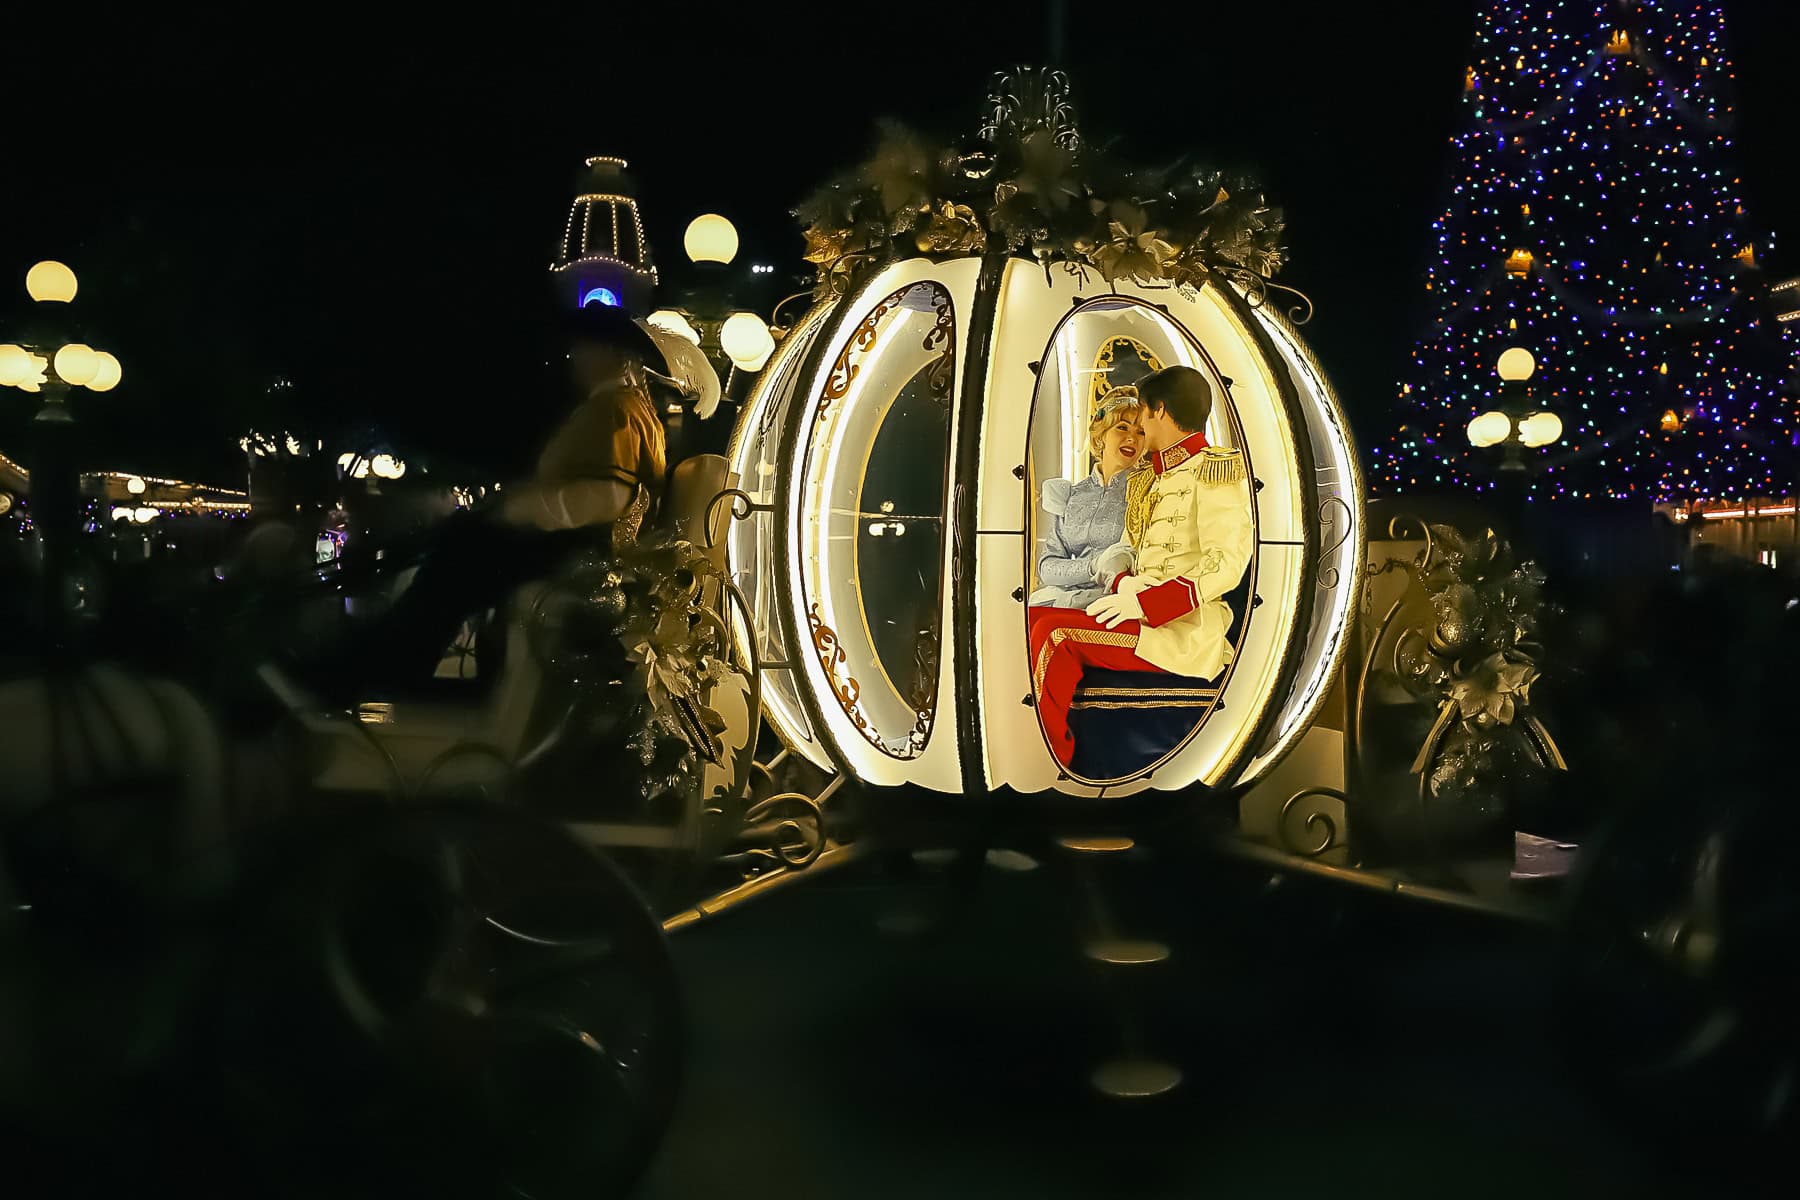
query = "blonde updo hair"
xmin=1089 ymin=385 xmax=1143 ymax=462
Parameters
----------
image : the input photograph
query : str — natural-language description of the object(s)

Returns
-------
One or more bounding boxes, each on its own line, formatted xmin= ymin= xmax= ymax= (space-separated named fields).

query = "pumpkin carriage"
xmin=6 ymin=67 xmax=1784 ymax=1197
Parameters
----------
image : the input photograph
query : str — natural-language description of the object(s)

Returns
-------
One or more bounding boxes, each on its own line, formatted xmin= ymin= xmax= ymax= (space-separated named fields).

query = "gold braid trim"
xmin=1193 ymin=447 xmax=1246 ymax=487
xmin=1070 ymin=698 xmax=1214 ymax=710
xmin=1034 ymin=625 xmax=1142 ymax=696
xmin=1123 ymin=464 xmax=1155 ymax=548
xmin=1075 ymin=686 xmax=1218 ymax=699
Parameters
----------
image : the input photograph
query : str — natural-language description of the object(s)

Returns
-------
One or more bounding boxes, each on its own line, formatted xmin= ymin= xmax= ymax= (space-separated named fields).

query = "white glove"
xmin=1114 ymin=574 xmax=1150 ymax=600
xmin=1085 ymin=591 xmax=1145 ymax=629
xmin=1094 ymin=542 xmax=1136 ymax=588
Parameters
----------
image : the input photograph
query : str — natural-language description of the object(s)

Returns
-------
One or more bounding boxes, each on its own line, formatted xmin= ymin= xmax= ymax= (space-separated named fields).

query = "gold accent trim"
xmin=1194 ymin=447 xmax=1247 ymax=486
xmin=1091 ymin=336 xmax=1163 ymax=416
xmin=1069 ymin=698 xmax=1216 ymax=710
xmin=1075 ymin=686 xmax=1220 ymax=698
xmin=1123 ymin=463 xmax=1155 ymax=548
xmin=1033 ymin=624 xmax=1141 ymax=695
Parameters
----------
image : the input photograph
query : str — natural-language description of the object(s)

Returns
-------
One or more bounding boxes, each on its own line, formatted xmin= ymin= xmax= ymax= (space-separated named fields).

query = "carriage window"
xmin=1023 ymin=299 xmax=1255 ymax=783
xmin=797 ymin=281 xmax=954 ymax=759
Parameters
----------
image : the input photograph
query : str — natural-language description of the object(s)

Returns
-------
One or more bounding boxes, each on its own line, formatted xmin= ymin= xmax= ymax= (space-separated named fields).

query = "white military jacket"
xmin=1102 ymin=430 xmax=1255 ymax=680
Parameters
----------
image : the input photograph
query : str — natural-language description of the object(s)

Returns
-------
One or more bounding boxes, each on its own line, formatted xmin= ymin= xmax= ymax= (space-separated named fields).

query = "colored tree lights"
xmin=1374 ymin=2 xmax=1799 ymax=503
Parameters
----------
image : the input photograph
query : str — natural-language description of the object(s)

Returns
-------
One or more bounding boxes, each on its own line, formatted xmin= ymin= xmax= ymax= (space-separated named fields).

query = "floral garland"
xmin=530 ymin=538 xmax=731 ymax=805
xmin=793 ymin=120 xmax=1286 ymax=300
xmin=1387 ymin=524 xmax=1559 ymax=810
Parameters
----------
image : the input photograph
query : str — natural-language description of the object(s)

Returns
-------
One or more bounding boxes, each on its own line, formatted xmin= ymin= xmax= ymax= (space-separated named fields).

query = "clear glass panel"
xmin=1024 ymin=298 xmax=1255 ymax=782
xmin=726 ymin=306 xmax=830 ymax=766
xmin=798 ymin=281 xmax=955 ymax=759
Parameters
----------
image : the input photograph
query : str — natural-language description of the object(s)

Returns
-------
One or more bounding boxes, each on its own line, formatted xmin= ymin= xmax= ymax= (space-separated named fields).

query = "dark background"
xmin=3 ymin=2 xmax=1796 ymax=485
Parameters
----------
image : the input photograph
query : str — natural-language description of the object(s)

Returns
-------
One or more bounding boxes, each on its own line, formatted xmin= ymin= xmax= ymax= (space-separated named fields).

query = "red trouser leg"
xmin=1028 ymin=606 xmax=1164 ymax=768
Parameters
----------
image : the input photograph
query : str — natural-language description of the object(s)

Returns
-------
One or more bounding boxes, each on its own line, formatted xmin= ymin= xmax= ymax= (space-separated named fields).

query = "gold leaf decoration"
xmin=915 ymin=201 xmax=987 ymax=253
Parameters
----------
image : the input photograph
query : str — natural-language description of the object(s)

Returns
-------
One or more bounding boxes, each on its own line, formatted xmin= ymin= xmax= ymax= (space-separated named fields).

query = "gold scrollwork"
xmin=804 ymin=281 xmax=952 ymax=760
xmin=821 ymin=281 xmax=957 ymax=414
xmin=924 ymin=287 xmax=956 ymax=397
xmin=704 ymin=487 xmax=772 ymax=551
xmin=809 ymin=601 xmax=935 ymax=758
xmin=1090 ymin=336 xmax=1162 ymax=416
xmin=1217 ymin=270 xmax=1316 ymax=327
xmin=736 ymin=792 xmax=827 ymax=871
xmin=1278 ymin=787 xmax=1351 ymax=859
xmin=820 ymin=300 xmax=888 ymax=411
xmin=1318 ymin=494 xmax=1352 ymax=590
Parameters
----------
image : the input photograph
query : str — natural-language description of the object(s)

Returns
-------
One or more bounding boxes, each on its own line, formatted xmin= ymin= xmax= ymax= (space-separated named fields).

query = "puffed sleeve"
xmin=1035 ymin=480 xmax=1098 ymax=589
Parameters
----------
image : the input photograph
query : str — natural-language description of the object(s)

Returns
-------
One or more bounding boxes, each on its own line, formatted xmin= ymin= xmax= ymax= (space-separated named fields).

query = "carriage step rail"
xmin=1083 ymin=938 xmax=1170 ymax=966
xmin=1059 ymin=834 xmax=1181 ymax=1099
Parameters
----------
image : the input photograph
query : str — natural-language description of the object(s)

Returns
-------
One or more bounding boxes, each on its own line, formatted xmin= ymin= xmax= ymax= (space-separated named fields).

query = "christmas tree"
xmin=1374 ymin=0 xmax=1799 ymax=503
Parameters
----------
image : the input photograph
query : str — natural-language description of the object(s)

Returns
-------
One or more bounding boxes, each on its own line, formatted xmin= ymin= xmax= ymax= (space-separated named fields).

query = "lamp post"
xmin=657 ymin=214 xmax=777 ymax=370
xmin=651 ymin=214 xmax=779 ymax=454
xmin=1466 ymin=347 xmax=1563 ymax=498
xmin=0 ymin=261 xmax=123 ymax=639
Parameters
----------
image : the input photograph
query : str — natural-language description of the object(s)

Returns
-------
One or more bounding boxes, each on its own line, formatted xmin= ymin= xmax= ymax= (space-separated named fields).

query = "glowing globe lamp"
xmin=1466 ymin=410 xmax=1512 ymax=447
xmin=1517 ymin=411 xmax=1564 ymax=448
xmin=26 ymin=261 xmax=78 ymax=303
xmin=0 ymin=344 xmax=31 ymax=386
xmin=736 ymin=341 xmax=776 ymax=373
xmin=1496 ymin=347 xmax=1536 ymax=382
xmin=85 ymin=351 xmax=122 ymax=392
xmin=126 ymin=475 xmax=146 ymax=495
xmin=53 ymin=344 xmax=98 ymax=386
xmin=683 ymin=214 xmax=739 ymax=265
xmin=720 ymin=312 xmax=776 ymax=369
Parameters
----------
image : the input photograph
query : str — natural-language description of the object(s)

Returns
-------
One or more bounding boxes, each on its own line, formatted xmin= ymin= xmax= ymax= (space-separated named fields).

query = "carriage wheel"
xmin=214 ymin=804 xmax=683 ymax=1198
xmin=1554 ymin=782 xmax=1798 ymax=1150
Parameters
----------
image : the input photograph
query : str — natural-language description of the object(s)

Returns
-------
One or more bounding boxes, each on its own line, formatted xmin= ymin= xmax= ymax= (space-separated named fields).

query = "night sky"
xmin=5 ymin=2 xmax=1797 ymax=487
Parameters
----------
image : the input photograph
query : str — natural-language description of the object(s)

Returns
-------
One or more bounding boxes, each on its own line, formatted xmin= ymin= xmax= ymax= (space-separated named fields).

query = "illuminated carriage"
xmin=714 ymin=257 xmax=1361 ymax=810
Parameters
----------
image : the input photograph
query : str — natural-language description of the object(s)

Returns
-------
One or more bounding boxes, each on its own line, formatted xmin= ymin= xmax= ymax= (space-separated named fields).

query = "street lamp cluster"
xmin=1465 ymin=347 xmax=1564 ymax=473
xmin=1 ymin=259 xmax=131 ymax=633
xmin=652 ymin=214 xmax=778 ymax=375
xmin=0 ymin=262 xmax=122 ymax=413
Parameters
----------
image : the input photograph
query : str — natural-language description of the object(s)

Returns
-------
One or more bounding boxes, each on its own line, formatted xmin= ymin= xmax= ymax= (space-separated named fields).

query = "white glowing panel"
xmin=785 ymin=258 xmax=981 ymax=791
xmin=726 ymin=300 xmax=834 ymax=769
xmin=1238 ymin=308 xmax=1365 ymax=787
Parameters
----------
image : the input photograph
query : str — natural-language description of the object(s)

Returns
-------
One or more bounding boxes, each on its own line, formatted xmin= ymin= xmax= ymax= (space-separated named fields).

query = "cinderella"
xmin=1029 ymin=386 xmax=1146 ymax=608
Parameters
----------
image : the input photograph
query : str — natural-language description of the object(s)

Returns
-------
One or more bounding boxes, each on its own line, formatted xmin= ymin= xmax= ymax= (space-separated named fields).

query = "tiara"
xmin=1092 ymin=385 xmax=1141 ymax=420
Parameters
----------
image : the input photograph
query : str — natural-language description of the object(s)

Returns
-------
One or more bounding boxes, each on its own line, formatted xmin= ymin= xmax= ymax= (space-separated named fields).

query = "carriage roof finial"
xmin=978 ymin=66 xmax=1081 ymax=153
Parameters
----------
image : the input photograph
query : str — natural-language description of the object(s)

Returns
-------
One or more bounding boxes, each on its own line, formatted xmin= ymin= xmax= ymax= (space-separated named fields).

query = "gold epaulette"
xmin=1193 ymin=446 xmax=1246 ymax=486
